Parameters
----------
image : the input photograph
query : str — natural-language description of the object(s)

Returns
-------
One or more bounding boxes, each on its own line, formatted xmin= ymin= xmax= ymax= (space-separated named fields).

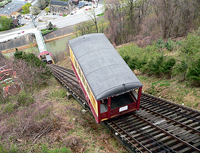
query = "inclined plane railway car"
xmin=69 ymin=33 xmax=143 ymax=123
xmin=38 ymin=51 xmax=54 ymax=64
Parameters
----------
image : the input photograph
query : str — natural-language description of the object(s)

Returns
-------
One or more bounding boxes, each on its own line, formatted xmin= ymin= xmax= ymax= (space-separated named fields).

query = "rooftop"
xmin=69 ymin=33 xmax=143 ymax=101
xmin=50 ymin=0 xmax=69 ymax=6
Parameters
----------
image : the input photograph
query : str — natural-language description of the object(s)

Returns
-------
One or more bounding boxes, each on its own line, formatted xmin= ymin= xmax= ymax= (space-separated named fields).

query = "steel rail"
xmin=52 ymin=69 xmax=86 ymax=101
xmin=109 ymin=118 xmax=176 ymax=153
xmin=51 ymin=67 xmax=78 ymax=84
xmin=49 ymin=64 xmax=75 ymax=75
xmin=142 ymin=93 xmax=200 ymax=115
xmin=49 ymin=64 xmax=200 ymax=153
xmin=134 ymin=114 xmax=200 ymax=152
xmin=141 ymin=94 xmax=200 ymax=123
xmin=141 ymin=100 xmax=200 ymax=125
xmin=49 ymin=65 xmax=76 ymax=78
xmin=140 ymin=105 xmax=200 ymax=134
xmin=107 ymin=121 xmax=152 ymax=153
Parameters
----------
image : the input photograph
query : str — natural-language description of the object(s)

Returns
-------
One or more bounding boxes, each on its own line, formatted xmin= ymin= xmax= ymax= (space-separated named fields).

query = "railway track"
xmin=49 ymin=64 xmax=86 ymax=104
xmin=49 ymin=64 xmax=200 ymax=153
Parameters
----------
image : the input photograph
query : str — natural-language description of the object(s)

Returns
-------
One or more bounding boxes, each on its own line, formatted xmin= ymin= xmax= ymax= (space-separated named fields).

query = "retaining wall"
xmin=0 ymin=25 xmax=74 ymax=54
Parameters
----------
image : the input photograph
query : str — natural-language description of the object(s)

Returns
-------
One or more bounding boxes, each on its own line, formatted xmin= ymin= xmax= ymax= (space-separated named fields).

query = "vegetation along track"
xmin=49 ymin=64 xmax=200 ymax=153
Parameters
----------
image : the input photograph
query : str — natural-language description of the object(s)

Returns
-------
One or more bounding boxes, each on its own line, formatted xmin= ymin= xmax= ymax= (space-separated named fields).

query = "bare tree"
xmin=31 ymin=6 xmax=40 ymax=15
xmin=37 ymin=0 xmax=46 ymax=9
xmin=85 ymin=9 xmax=99 ymax=33
xmin=74 ymin=20 xmax=95 ymax=36
xmin=105 ymin=0 xmax=151 ymax=44
xmin=98 ymin=18 xmax=107 ymax=33
xmin=152 ymin=0 xmax=200 ymax=38
xmin=105 ymin=0 xmax=200 ymax=44
xmin=105 ymin=0 xmax=123 ymax=44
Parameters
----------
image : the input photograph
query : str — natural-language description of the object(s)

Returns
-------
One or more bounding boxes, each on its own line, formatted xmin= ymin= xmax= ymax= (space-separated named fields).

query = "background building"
xmin=50 ymin=0 xmax=75 ymax=15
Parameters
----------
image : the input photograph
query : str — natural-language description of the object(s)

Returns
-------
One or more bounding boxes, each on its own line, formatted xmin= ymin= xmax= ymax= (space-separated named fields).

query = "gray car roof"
xmin=69 ymin=33 xmax=143 ymax=101
xmin=46 ymin=55 xmax=52 ymax=62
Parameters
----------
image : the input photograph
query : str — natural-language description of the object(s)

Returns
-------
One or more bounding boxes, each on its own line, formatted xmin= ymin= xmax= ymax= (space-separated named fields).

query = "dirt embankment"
xmin=0 ymin=26 xmax=75 ymax=54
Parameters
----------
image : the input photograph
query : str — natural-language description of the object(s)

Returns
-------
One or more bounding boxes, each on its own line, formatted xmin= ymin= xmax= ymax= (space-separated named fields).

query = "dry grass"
xmin=2 ymin=49 xmax=198 ymax=152
xmin=0 ymin=77 xmax=126 ymax=152
xmin=56 ymin=51 xmax=72 ymax=69
xmin=137 ymin=74 xmax=200 ymax=111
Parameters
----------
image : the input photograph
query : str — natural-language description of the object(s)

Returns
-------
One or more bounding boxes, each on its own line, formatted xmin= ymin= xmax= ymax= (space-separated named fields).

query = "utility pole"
xmin=93 ymin=0 xmax=99 ymax=8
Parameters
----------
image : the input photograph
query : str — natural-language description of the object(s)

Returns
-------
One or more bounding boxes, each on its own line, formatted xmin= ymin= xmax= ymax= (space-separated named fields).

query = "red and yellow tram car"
xmin=69 ymin=33 xmax=143 ymax=123
xmin=38 ymin=51 xmax=54 ymax=64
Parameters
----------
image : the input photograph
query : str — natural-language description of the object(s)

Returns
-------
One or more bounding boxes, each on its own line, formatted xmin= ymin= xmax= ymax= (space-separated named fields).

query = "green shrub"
xmin=122 ymin=54 xmax=148 ymax=71
xmin=143 ymin=55 xmax=175 ymax=77
xmin=181 ymin=30 xmax=200 ymax=55
xmin=129 ymin=57 xmax=139 ymax=70
xmin=175 ymin=40 xmax=183 ymax=47
xmin=165 ymin=38 xmax=175 ymax=51
xmin=145 ymin=44 xmax=158 ymax=52
xmin=0 ymin=16 xmax=13 ymax=31
xmin=14 ymin=50 xmax=46 ymax=68
xmin=17 ymin=92 xmax=34 ymax=106
xmin=120 ymin=44 xmax=152 ymax=71
xmin=187 ymin=58 xmax=200 ymax=86
xmin=3 ymin=102 xmax=16 ymax=114
xmin=173 ymin=60 xmax=188 ymax=81
xmin=163 ymin=57 xmax=176 ymax=75
xmin=119 ymin=44 xmax=144 ymax=59
xmin=146 ymin=55 xmax=165 ymax=77
xmin=155 ymin=38 xmax=165 ymax=50
xmin=130 ymin=55 xmax=148 ymax=70
xmin=137 ymin=56 xmax=148 ymax=69
xmin=123 ymin=55 xmax=130 ymax=64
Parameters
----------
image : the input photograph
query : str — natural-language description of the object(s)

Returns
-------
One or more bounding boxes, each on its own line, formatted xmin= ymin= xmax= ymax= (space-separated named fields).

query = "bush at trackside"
xmin=173 ymin=60 xmax=188 ymax=81
xmin=181 ymin=28 xmax=200 ymax=55
xmin=141 ymin=54 xmax=176 ymax=78
xmin=14 ymin=50 xmax=46 ymax=68
xmin=119 ymin=29 xmax=200 ymax=86
xmin=187 ymin=58 xmax=200 ymax=86
xmin=14 ymin=50 xmax=52 ymax=91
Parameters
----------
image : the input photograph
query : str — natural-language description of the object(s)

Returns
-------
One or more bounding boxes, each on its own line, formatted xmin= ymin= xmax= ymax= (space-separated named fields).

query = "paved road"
xmin=39 ymin=5 xmax=104 ymax=29
xmin=0 ymin=3 xmax=104 ymax=43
